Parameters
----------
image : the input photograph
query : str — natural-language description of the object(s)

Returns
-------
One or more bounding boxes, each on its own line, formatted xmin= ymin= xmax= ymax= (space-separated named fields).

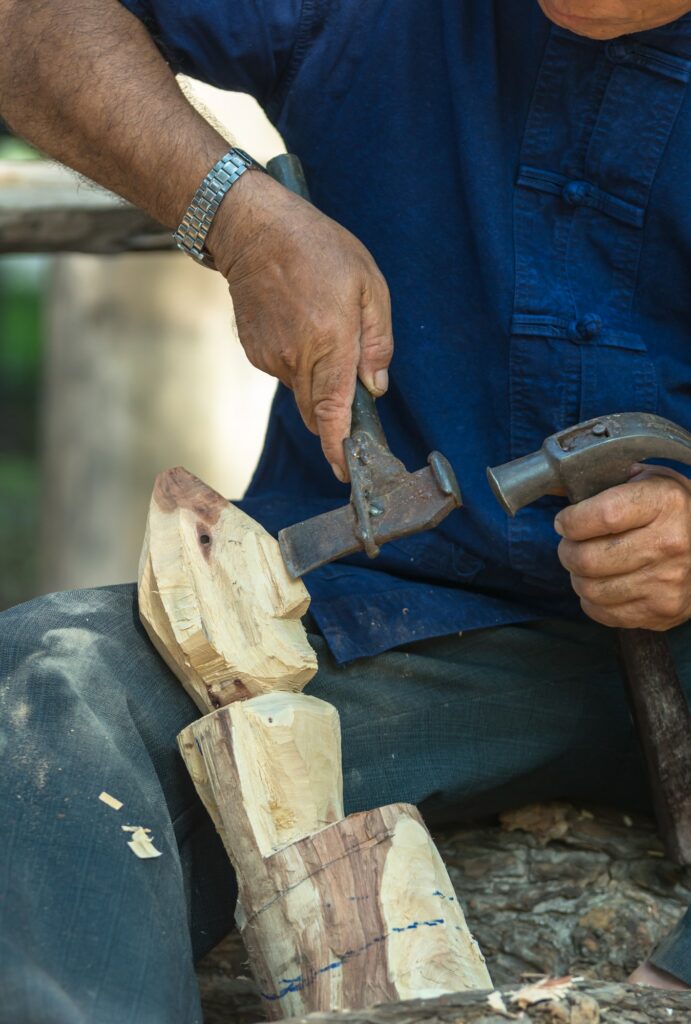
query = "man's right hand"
xmin=0 ymin=0 xmax=393 ymax=482
xmin=208 ymin=172 xmax=393 ymax=481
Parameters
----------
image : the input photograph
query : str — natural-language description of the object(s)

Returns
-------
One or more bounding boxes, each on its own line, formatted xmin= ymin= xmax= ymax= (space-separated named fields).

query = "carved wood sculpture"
xmin=139 ymin=467 xmax=491 ymax=1018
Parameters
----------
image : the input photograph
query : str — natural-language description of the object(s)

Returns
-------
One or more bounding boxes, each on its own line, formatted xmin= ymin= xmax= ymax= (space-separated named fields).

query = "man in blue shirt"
xmin=1 ymin=1 xmax=691 ymax=1020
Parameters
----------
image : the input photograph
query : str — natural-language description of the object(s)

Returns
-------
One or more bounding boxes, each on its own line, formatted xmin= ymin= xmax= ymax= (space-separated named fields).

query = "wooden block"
xmin=179 ymin=706 xmax=491 ymax=1018
xmin=138 ymin=467 xmax=317 ymax=713
xmin=141 ymin=467 xmax=491 ymax=1016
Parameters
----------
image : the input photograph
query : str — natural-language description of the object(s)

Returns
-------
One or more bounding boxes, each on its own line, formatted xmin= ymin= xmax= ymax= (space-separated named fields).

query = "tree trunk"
xmin=274 ymin=978 xmax=691 ymax=1024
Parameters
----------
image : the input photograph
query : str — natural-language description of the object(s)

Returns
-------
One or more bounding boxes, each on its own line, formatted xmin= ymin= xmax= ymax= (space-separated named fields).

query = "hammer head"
xmin=487 ymin=412 xmax=691 ymax=514
xmin=279 ymin=423 xmax=462 ymax=579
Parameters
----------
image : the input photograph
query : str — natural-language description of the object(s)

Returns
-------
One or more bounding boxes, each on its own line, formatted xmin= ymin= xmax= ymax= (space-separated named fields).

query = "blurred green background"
xmin=0 ymin=137 xmax=44 ymax=611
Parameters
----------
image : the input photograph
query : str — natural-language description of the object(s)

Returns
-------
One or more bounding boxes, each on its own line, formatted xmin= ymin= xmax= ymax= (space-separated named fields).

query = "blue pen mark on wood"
xmin=391 ymin=918 xmax=443 ymax=933
xmin=260 ymin=918 xmax=447 ymax=1001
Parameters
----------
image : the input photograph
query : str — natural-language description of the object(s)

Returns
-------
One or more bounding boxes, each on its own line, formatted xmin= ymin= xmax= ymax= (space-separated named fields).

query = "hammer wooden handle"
xmin=488 ymin=413 xmax=691 ymax=865
xmin=617 ymin=629 xmax=691 ymax=864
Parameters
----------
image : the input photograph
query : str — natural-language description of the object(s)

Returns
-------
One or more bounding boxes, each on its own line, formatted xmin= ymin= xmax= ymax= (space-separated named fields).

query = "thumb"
xmin=357 ymin=268 xmax=394 ymax=396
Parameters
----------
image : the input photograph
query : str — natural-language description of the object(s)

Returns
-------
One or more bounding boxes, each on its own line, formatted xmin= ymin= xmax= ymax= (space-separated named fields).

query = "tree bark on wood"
xmin=272 ymin=977 xmax=691 ymax=1023
xmin=180 ymin=701 xmax=490 ymax=1016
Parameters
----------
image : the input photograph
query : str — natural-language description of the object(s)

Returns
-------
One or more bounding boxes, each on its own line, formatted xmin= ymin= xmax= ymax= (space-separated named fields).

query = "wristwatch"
xmin=173 ymin=147 xmax=265 ymax=269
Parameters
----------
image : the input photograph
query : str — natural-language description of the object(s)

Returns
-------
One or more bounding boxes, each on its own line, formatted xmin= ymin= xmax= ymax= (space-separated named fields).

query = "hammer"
xmin=265 ymin=154 xmax=462 ymax=578
xmin=488 ymin=412 xmax=691 ymax=864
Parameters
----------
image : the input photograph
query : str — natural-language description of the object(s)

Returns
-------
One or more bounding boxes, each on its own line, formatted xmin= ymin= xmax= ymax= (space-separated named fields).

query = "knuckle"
xmin=661 ymin=528 xmax=689 ymax=557
xmin=571 ymin=574 xmax=591 ymax=600
xmin=360 ymin=332 xmax=394 ymax=360
xmin=665 ymin=479 xmax=689 ymax=510
xmin=574 ymin=547 xmax=598 ymax=578
xmin=661 ymin=562 xmax=687 ymax=588
xmin=367 ymin=264 xmax=388 ymax=291
xmin=312 ymin=394 xmax=348 ymax=426
xmin=599 ymin=493 xmax=625 ymax=533
xmin=308 ymin=321 xmax=341 ymax=350
xmin=580 ymin=598 xmax=614 ymax=627
xmin=658 ymin=591 xmax=686 ymax=620
xmin=277 ymin=345 xmax=299 ymax=374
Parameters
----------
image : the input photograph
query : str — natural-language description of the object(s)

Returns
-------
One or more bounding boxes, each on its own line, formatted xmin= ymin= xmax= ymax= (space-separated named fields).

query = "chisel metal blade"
xmin=278 ymin=456 xmax=462 ymax=578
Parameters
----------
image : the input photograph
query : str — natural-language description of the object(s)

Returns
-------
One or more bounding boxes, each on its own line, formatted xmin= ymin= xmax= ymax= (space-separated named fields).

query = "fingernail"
xmin=554 ymin=516 xmax=564 ymax=536
xmin=330 ymin=463 xmax=346 ymax=483
xmin=373 ymin=369 xmax=389 ymax=395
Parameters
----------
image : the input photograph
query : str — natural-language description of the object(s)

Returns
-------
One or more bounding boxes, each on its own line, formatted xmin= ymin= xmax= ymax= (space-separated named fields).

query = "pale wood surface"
xmin=139 ymin=465 xmax=489 ymax=1017
xmin=138 ymin=467 xmax=316 ymax=713
xmin=181 ymin=698 xmax=491 ymax=1018
xmin=178 ymin=692 xmax=342 ymax=872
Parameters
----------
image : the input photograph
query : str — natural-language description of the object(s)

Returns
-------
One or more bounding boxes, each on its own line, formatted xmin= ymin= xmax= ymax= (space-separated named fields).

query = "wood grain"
xmin=138 ymin=467 xmax=316 ymax=713
xmin=180 ymin=706 xmax=491 ymax=1019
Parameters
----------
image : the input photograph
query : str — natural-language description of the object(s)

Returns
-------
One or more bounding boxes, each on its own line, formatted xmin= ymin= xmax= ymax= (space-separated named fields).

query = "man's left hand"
xmin=555 ymin=467 xmax=691 ymax=630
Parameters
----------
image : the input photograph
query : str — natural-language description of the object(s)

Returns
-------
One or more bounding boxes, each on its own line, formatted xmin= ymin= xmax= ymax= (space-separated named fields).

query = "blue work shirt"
xmin=121 ymin=0 xmax=691 ymax=662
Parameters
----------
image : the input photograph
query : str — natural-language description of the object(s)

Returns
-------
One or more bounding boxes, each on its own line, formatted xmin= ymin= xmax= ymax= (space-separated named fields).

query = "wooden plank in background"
xmin=0 ymin=160 xmax=172 ymax=254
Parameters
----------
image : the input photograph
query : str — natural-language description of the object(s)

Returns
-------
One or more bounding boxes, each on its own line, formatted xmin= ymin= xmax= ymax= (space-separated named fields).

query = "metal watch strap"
xmin=173 ymin=148 xmax=264 ymax=269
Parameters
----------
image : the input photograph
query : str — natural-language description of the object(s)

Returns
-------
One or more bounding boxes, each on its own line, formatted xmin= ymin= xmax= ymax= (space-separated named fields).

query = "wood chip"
xmin=121 ymin=825 xmax=152 ymax=833
xmin=98 ymin=791 xmax=123 ymax=811
xmin=510 ymin=976 xmax=574 ymax=1009
xmin=127 ymin=826 xmax=162 ymax=859
xmin=486 ymin=990 xmax=520 ymax=1018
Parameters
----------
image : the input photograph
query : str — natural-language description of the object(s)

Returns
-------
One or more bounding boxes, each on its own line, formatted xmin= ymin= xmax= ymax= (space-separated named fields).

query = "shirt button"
xmin=569 ymin=315 xmax=602 ymax=342
xmin=562 ymin=180 xmax=589 ymax=207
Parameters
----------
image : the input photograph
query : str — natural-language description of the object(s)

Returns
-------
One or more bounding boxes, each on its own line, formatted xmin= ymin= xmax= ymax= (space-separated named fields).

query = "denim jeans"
xmin=1 ymin=583 xmax=689 ymax=1022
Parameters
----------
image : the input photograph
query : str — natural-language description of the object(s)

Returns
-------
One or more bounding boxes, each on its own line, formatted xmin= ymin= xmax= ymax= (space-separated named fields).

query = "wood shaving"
xmin=127 ymin=827 xmax=162 ymax=859
xmin=121 ymin=825 xmax=152 ymax=833
xmin=486 ymin=990 xmax=521 ymax=1018
xmin=510 ymin=976 xmax=574 ymax=1009
xmin=98 ymin=791 xmax=123 ymax=811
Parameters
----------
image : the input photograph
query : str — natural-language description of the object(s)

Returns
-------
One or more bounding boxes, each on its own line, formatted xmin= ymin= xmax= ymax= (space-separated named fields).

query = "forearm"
xmin=0 ymin=0 xmax=229 ymax=227
xmin=0 ymin=0 xmax=394 ymax=478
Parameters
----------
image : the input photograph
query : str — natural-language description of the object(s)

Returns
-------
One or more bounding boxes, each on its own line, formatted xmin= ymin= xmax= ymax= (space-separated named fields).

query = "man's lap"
xmin=1 ymin=584 xmax=690 ymax=1021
